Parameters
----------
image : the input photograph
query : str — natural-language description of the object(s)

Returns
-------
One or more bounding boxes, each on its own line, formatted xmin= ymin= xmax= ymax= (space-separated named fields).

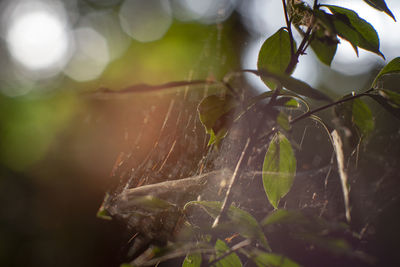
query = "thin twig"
xmin=285 ymin=0 xmax=319 ymax=74
xmin=282 ymin=0 xmax=295 ymax=57
xmin=212 ymin=137 xmax=251 ymax=228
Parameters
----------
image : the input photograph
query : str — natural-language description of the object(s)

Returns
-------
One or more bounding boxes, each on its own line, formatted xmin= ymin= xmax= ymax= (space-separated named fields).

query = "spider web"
xmin=95 ymin=19 xmax=374 ymax=264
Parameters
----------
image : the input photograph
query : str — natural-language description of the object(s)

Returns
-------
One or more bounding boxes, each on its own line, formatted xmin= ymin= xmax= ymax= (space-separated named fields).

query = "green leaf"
xmin=96 ymin=208 xmax=112 ymax=220
xmin=324 ymin=5 xmax=384 ymax=58
xmin=125 ymin=195 xmax=176 ymax=211
xmin=379 ymin=89 xmax=400 ymax=107
xmin=369 ymin=93 xmax=400 ymax=120
xmin=262 ymin=132 xmax=296 ymax=209
xmin=120 ymin=264 xmax=132 ymax=267
xmin=198 ymin=94 xmax=238 ymax=146
xmin=352 ymin=99 xmax=374 ymax=136
xmin=184 ymin=201 xmax=269 ymax=249
xmin=310 ymin=27 xmax=338 ymax=66
xmin=257 ymin=69 xmax=332 ymax=101
xmin=284 ymin=98 xmax=300 ymax=108
xmin=262 ymin=209 xmax=307 ymax=226
xmin=211 ymin=240 xmax=242 ymax=267
xmin=363 ymin=0 xmax=396 ymax=21
xmin=252 ymin=251 xmax=301 ymax=267
xmin=372 ymin=57 xmax=400 ymax=87
xmin=277 ymin=112 xmax=291 ymax=131
xmin=258 ymin=28 xmax=296 ymax=89
xmin=183 ymin=252 xmax=202 ymax=267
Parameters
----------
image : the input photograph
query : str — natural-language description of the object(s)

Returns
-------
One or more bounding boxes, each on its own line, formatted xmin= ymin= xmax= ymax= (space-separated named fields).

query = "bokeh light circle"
xmin=119 ymin=0 xmax=172 ymax=43
xmin=63 ymin=27 xmax=110 ymax=82
xmin=4 ymin=0 xmax=72 ymax=78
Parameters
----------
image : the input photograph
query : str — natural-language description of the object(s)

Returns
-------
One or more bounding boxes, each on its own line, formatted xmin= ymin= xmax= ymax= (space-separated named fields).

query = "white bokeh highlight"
xmin=119 ymin=0 xmax=172 ymax=43
xmin=63 ymin=27 xmax=110 ymax=82
xmin=4 ymin=0 xmax=72 ymax=78
xmin=80 ymin=10 xmax=131 ymax=61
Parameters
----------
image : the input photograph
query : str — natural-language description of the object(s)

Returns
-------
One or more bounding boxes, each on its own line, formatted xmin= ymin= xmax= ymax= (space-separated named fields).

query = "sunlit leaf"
xmin=284 ymin=98 xmax=300 ymax=108
xmin=262 ymin=132 xmax=296 ymax=209
xmin=184 ymin=201 xmax=269 ymax=249
xmin=363 ymin=0 xmax=396 ymax=21
xmin=211 ymin=239 xmax=242 ymax=267
xmin=372 ymin=57 xmax=400 ymax=87
xmin=258 ymin=28 xmax=296 ymax=89
xmin=352 ymin=99 xmax=374 ymax=136
xmin=324 ymin=5 xmax=384 ymax=58
xmin=252 ymin=251 xmax=301 ymax=267
xmin=273 ymin=97 xmax=299 ymax=109
xmin=183 ymin=252 xmax=202 ymax=267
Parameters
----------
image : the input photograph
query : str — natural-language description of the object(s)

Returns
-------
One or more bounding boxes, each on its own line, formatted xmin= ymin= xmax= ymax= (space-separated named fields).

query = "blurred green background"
xmin=0 ymin=0 xmax=399 ymax=266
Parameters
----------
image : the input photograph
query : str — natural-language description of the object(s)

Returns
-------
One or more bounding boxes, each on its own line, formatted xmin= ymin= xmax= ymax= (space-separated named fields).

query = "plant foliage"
xmin=98 ymin=0 xmax=400 ymax=266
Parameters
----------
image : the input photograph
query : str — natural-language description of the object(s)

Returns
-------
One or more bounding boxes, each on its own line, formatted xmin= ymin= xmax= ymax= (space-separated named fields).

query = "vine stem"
xmin=290 ymin=88 xmax=374 ymax=125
